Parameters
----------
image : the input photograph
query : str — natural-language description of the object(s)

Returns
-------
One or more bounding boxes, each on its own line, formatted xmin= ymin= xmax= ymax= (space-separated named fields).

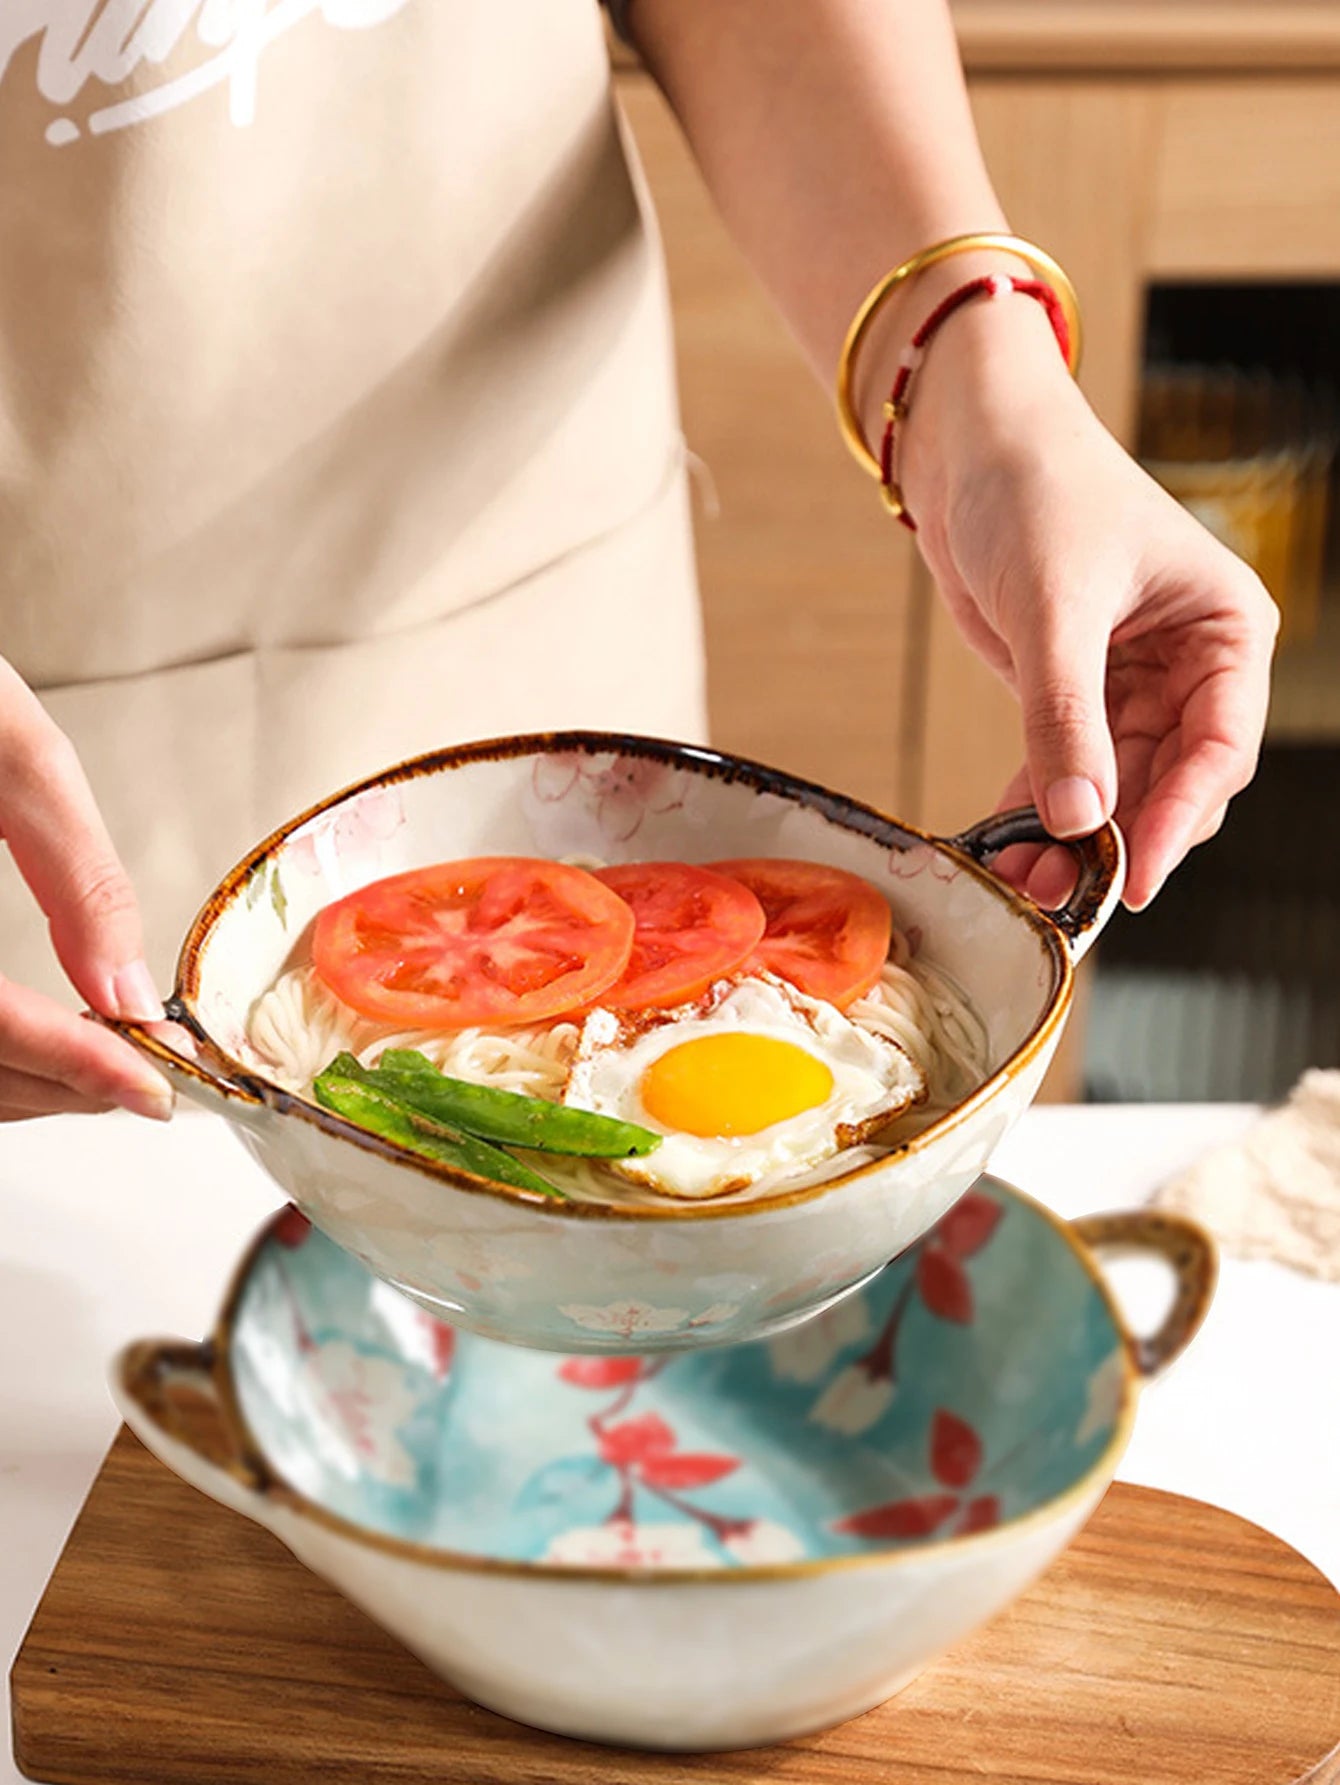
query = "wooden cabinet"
xmin=612 ymin=3 xmax=1340 ymax=1096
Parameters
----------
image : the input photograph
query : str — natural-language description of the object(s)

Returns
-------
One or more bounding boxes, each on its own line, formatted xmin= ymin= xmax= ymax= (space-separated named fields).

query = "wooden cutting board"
xmin=11 ymin=1428 xmax=1340 ymax=1785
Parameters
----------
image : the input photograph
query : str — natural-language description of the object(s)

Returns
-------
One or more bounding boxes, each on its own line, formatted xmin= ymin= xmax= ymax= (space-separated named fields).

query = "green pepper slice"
xmin=313 ymin=1061 xmax=567 ymax=1199
xmin=367 ymin=1047 xmax=662 ymax=1158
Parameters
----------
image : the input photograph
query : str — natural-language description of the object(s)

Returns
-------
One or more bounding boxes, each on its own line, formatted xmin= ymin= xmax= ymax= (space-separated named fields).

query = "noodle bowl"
xmin=107 ymin=731 xmax=1123 ymax=1351
xmin=244 ymin=942 xmax=990 ymax=1207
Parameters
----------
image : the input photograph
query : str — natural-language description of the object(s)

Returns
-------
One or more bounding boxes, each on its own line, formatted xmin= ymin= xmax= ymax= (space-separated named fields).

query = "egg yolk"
xmin=639 ymin=1033 xmax=834 ymax=1138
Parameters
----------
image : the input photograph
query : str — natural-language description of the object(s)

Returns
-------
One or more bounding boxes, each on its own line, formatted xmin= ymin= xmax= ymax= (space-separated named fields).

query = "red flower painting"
xmin=834 ymin=1406 xmax=999 ymax=1541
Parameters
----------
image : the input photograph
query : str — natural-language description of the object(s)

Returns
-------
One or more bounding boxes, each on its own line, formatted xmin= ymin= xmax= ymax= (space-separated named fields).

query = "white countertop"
xmin=4 ymin=1102 xmax=1338 ymax=1783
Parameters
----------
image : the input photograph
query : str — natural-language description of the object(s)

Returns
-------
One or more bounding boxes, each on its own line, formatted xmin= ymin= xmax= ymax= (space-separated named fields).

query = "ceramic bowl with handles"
xmin=114 ymin=1180 xmax=1214 ymax=1752
xmin=112 ymin=732 xmax=1124 ymax=1352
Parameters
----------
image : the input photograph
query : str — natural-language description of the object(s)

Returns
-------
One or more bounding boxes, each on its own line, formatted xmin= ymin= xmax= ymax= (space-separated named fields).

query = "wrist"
xmin=856 ymin=256 xmax=1081 ymax=523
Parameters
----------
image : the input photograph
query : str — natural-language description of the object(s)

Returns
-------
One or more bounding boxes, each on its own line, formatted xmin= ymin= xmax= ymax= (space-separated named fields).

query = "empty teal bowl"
xmin=116 ymin=1175 xmax=1213 ymax=1751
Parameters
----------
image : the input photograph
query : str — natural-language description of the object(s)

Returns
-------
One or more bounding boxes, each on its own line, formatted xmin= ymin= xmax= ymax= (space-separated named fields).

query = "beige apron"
xmin=0 ymin=0 xmax=705 ymax=997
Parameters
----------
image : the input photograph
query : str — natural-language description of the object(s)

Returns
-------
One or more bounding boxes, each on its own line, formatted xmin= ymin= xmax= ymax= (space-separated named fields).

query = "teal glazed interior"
xmin=229 ymin=1179 xmax=1129 ymax=1568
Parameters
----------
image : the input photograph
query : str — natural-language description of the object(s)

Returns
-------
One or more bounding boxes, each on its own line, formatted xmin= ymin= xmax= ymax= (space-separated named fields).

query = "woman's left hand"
xmin=898 ymin=297 xmax=1279 ymax=911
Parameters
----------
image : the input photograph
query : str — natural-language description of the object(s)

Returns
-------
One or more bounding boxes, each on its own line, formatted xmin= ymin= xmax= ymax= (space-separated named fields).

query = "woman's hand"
xmin=627 ymin=0 xmax=1276 ymax=908
xmin=0 ymin=657 xmax=173 ymax=1120
xmin=898 ymin=295 xmax=1279 ymax=910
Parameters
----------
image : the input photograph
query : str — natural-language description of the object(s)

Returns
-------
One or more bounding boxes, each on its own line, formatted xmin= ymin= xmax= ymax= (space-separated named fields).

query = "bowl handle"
xmin=113 ymin=1337 xmax=273 ymax=1522
xmin=1072 ymin=1209 xmax=1218 ymax=1379
xmin=100 ymin=995 xmax=267 ymax=1118
xmin=946 ymin=806 xmax=1126 ymax=964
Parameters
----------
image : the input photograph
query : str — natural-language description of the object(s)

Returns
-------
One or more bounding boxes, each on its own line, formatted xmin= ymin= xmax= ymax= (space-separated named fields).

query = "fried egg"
xmin=561 ymin=973 xmax=926 ymax=1199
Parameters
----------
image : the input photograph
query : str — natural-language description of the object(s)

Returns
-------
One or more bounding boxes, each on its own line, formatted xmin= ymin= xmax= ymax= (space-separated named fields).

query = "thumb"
xmin=0 ymin=665 xmax=162 ymax=1020
xmin=1011 ymin=606 xmax=1118 ymax=839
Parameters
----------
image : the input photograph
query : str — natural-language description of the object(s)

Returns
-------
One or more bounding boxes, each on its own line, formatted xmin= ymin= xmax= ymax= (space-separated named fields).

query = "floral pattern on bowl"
xmin=229 ymin=1182 xmax=1128 ymax=1563
xmin=114 ymin=1179 xmax=1214 ymax=1751
xmin=109 ymin=731 xmax=1125 ymax=1353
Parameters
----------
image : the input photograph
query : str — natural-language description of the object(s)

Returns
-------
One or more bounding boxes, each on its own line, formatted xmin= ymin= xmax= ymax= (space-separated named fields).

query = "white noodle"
xmin=242 ymin=935 xmax=990 ymax=1207
xmin=848 ymin=957 xmax=990 ymax=1117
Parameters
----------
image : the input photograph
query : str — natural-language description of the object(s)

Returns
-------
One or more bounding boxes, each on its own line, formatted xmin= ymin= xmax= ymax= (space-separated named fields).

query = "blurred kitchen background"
xmin=1086 ymin=285 xmax=1339 ymax=1104
xmin=609 ymin=2 xmax=1340 ymax=1103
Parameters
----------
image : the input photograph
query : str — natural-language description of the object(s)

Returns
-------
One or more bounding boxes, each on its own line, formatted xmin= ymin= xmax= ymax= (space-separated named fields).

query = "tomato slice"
xmin=592 ymin=862 xmax=767 ymax=1009
xmin=312 ymin=858 xmax=635 ymax=1029
xmin=708 ymin=859 xmax=892 ymax=1009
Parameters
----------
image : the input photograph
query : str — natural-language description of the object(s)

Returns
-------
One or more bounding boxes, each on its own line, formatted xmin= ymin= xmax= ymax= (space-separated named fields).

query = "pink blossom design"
xmin=808 ymin=1363 xmax=897 ymax=1436
xmin=201 ymin=994 xmax=251 ymax=1059
xmin=590 ymin=757 xmax=688 ymax=843
xmin=721 ymin=1519 xmax=806 ymax=1565
xmin=285 ymin=784 xmax=406 ymax=880
xmin=341 ymin=783 xmax=406 ymax=845
xmin=544 ymin=1518 xmax=717 ymax=1568
xmin=284 ymin=832 xmax=325 ymax=879
xmin=301 ymin=1340 xmax=421 ymax=1488
xmin=886 ymin=848 xmax=926 ymax=881
xmin=426 ymin=1231 xmax=535 ymax=1288
xmin=273 ymin=1255 xmax=421 ymax=1489
xmin=361 ymin=1284 xmax=458 ymax=1381
xmin=528 ymin=751 xmax=689 ymax=844
xmin=759 ymin=1258 xmax=851 ymax=1312
xmin=769 ymin=1293 xmax=873 ymax=1385
xmin=806 ymin=1191 xmax=1005 ymax=1436
xmin=887 ymin=846 xmax=959 ymax=885
xmin=559 ymin=1298 xmax=739 ymax=1339
xmin=531 ymin=754 xmax=583 ymax=804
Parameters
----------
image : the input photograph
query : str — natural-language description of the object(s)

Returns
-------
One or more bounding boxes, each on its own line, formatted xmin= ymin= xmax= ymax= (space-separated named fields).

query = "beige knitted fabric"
xmin=1156 ymin=1071 xmax=1340 ymax=1281
xmin=0 ymin=2 xmax=704 ymax=998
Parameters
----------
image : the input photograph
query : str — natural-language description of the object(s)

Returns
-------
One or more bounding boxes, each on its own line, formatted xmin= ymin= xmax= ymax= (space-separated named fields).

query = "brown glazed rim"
xmin=164 ymin=730 xmax=1095 ymax=1224
xmin=117 ymin=1183 xmax=1220 ymax=1586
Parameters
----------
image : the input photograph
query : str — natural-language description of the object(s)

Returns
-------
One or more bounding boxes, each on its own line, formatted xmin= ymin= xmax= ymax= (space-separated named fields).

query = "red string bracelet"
xmin=879 ymin=273 xmax=1072 ymax=530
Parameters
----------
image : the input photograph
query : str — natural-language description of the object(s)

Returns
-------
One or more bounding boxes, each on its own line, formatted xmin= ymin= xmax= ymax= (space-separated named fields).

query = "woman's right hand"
xmin=0 ymin=658 xmax=173 ymax=1121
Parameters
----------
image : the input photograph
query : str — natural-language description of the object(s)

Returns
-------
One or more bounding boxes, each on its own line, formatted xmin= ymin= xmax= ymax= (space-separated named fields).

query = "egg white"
xmin=561 ymin=973 xmax=926 ymax=1200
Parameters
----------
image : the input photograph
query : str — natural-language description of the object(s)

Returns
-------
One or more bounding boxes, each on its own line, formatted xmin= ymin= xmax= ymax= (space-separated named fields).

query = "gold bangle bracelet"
xmin=835 ymin=231 xmax=1083 ymax=481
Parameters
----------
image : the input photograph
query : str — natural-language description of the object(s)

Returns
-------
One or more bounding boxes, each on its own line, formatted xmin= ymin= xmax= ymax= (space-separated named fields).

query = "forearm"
xmin=621 ymin=1 xmax=1277 ymax=907
xmin=623 ymin=0 xmax=1049 ymax=426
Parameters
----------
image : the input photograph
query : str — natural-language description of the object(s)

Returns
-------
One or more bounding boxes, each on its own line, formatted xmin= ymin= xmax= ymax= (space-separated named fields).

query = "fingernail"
xmin=1126 ymin=875 xmax=1165 ymax=914
xmin=112 ymin=960 xmax=165 ymax=1023
xmin=1044 ymin=776 xmax=1105 ymax=838
xmin=120 ymin=1077 xmax=175 ymax=1122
